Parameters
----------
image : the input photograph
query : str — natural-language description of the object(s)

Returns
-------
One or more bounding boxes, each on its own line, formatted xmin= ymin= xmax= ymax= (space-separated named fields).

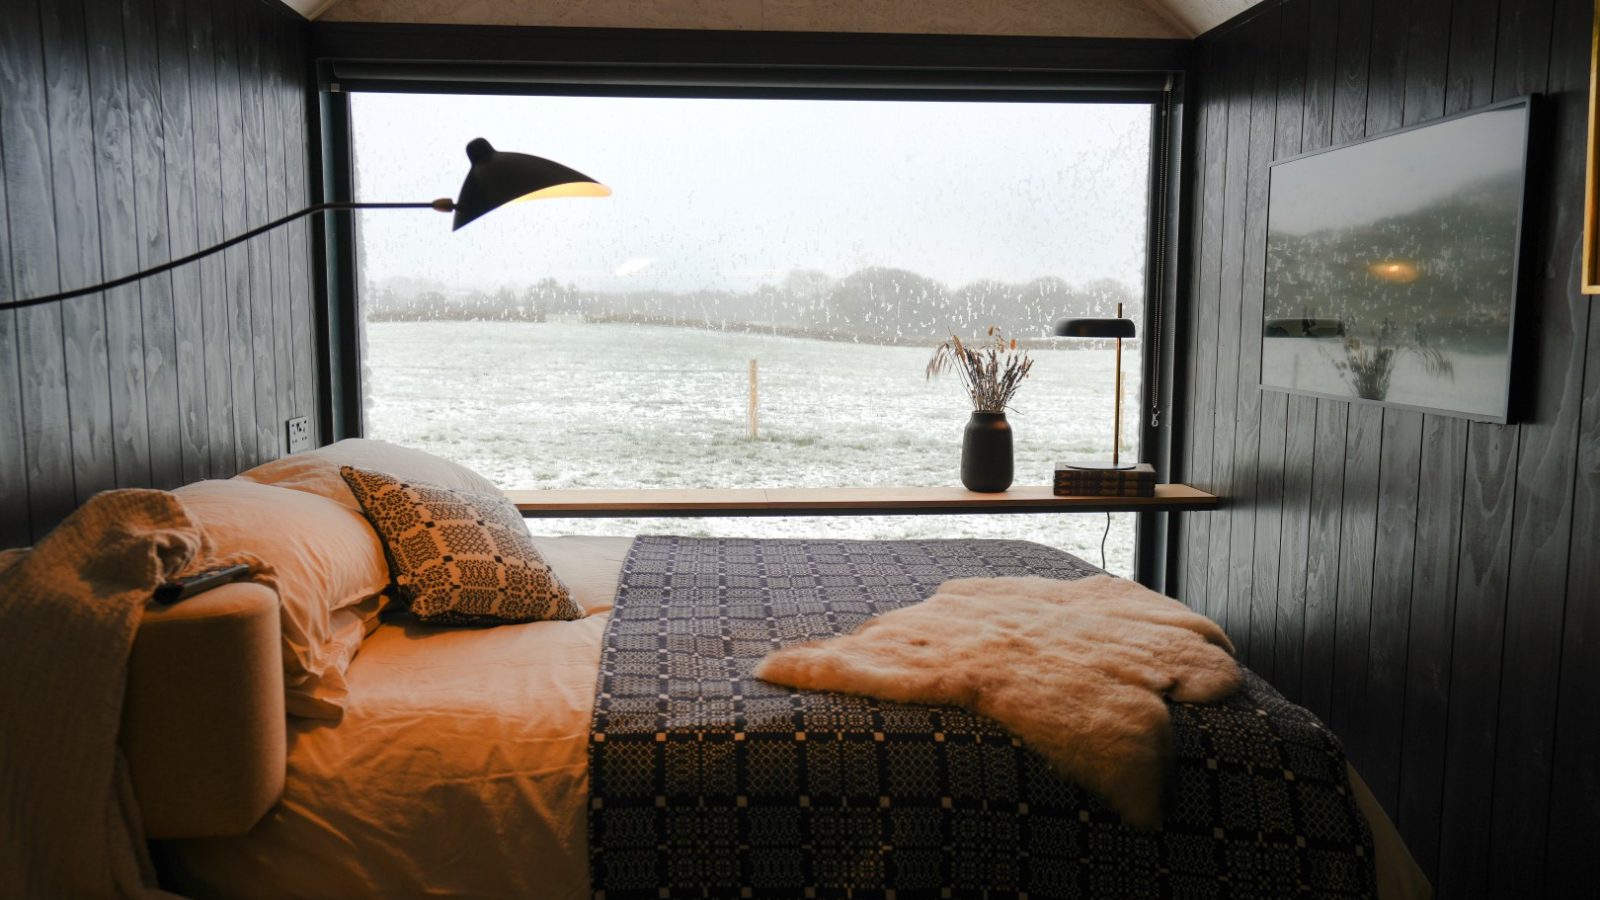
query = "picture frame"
xmin=1259 ymin=97 xmax=1533 ymax=424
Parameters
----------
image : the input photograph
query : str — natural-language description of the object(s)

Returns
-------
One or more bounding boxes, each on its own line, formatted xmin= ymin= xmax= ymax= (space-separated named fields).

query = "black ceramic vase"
xmin=961 ymin=411 xmax=1013 ymax=492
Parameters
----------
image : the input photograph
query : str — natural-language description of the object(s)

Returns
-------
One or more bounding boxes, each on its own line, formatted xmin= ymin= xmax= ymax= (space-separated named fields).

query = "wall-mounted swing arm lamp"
xmin=0 ymin=137 xmax=610 ymax=313
xmin=1052 ymin=303 xmax=1137 ymax=471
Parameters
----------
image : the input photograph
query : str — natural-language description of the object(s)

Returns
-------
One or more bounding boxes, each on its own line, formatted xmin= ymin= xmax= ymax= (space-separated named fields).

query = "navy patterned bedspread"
xmin=588 ymin=536 xmax=1376 ymax=899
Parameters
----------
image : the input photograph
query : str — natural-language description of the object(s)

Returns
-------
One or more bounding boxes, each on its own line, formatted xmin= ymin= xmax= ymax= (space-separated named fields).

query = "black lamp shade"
xmin=1053 ymin=317 xmax=1136 ymax=339
xmin=451 ymin=138 xmax=610 ymax=231
xmin=1264 ymin=317 xmax=1345 ymax=338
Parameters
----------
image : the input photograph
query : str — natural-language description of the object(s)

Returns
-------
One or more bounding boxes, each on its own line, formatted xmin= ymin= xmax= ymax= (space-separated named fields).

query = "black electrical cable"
xmin=0 ymin=201 xmax=449 ymax=312
xmin=1100 ymin=511 xmax=1112 ymax=571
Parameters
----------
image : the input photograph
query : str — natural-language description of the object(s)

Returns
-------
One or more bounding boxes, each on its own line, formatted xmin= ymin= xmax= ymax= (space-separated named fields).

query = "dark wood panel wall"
xmin=0 ymin=0 xmax=316 ymax=549
xmin=1176 ymin=0 xmax=1599 ymax=894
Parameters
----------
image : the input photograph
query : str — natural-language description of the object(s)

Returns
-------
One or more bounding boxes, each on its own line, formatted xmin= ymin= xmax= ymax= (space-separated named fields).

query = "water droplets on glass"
xmin=351 ymin=93 xmax=1152 ymax=576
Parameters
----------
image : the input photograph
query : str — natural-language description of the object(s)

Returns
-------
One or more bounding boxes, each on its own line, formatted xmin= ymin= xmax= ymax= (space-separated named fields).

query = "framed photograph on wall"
xmin=1259 ymin=97 xmax=1533 ymax=423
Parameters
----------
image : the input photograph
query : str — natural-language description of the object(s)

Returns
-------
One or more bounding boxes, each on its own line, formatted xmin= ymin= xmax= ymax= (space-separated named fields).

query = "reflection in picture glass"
xmin=1261 ymin=101 xmax=1529 ymax=421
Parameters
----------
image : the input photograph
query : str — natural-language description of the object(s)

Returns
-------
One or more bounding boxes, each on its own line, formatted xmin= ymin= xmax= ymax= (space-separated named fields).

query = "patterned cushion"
xmin=339 ymin=466 xmax=583 ymax=626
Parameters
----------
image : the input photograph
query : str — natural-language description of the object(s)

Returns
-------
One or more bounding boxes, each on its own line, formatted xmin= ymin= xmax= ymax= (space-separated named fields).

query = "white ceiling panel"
xmin=291 ymin=0 xmax=1264 ymax=40
xmin=1149 ymin=0 xmax=1260 ymax=35
xmin=281 ymin=0 xmax=340 ymax=18
xmin=303 ymin=0 xmax=1186 ymax=38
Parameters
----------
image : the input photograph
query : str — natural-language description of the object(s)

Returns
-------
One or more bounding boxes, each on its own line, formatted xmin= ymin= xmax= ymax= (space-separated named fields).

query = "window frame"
xmin=307 ymin=24 xmax=1192 ymax=589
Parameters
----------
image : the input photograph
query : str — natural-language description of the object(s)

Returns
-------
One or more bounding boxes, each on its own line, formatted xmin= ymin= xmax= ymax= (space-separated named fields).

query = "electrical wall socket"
xmin=286 ymin=416 xmax=312 ymax=455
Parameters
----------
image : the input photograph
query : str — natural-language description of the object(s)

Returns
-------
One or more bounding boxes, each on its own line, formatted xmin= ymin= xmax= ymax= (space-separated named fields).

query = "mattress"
xmin=162 ymin=535 xmax=1429 ymax=900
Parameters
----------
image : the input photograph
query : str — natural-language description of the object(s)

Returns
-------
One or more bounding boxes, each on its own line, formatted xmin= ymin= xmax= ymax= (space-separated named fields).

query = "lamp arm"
xmin=0 ymin=199 xmax=454 ymax=313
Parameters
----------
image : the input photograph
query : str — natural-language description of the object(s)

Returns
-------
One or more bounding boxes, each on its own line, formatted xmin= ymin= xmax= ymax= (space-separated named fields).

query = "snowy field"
xmin=364 ymin=321 xmax=1144 ymax=576
xmin=1262 ymin=337 xmax=1509 ymax=418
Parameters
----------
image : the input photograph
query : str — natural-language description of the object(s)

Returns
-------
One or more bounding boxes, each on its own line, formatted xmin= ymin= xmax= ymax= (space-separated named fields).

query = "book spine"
xmin=1054 ymin=478 xmax=1157 ymax=489
xmin=1052 ymin=486 xmax=1155 ymax=497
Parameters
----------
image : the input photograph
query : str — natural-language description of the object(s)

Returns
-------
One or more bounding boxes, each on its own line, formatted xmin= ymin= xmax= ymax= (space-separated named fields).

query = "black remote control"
xmin=153 ymin=564 xmax=251 ymax=605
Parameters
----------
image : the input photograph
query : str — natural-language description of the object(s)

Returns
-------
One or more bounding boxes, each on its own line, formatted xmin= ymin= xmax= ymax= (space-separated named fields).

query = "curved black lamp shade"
xmin=1264 ymin=317 xmax=1345 ymax=338
xmin=452 ymin=138 xmax=611 ymax=231
xmin=1053 ymin=317 xmax=1136 ymax=339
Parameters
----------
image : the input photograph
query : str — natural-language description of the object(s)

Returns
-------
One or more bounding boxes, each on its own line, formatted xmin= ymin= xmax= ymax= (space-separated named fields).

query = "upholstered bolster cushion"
xmin=122 ymin=581 xmax=286 ymax=840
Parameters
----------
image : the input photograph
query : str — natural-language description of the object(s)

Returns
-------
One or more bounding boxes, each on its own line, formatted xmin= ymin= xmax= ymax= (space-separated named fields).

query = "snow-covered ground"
xmin=1262 ymin=337 xmax=1509 ymax=418
xmin=365 ymin=321 xmax=1145 ymax=576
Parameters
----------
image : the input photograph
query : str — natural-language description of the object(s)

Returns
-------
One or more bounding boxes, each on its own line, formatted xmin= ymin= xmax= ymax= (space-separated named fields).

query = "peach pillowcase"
xmin=238 ymin=438 xmax=503 ymax=513
xmin=174 ymin=479 xmax=389 ymax=719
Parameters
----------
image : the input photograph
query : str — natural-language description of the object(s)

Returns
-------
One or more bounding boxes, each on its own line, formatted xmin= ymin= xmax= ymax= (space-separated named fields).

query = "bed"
xmin=136 ymin=526 xmax=1430 ymax=899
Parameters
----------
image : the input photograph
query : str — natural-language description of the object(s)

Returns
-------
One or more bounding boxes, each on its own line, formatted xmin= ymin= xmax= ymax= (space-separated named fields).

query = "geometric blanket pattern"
xmin=588 ymin=536 xmax=1376 ymax=899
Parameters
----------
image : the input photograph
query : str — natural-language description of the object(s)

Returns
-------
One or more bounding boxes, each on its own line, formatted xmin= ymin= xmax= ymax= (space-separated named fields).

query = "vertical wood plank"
xmin=1300 ymin=399 xmax=1347 ymax=721
xmin=1492 ymin=0 xmax=1555 ymax=98
xmin=1233 ymin=8 xmax=1282 ymax=670
xmin=1365 ymin=0 xmax=1411 ymax=135
xmin=0 ymin=64 xmax=27 ymax=549
xmin=1208 ymin=28 xmax=1252 ymax=637
xmin=282 ymin=22 xmax=317 ymax=438
xmin=1301 ymin=0 xmax=1340 ymax=152
xmin=1447 ymin=0 xmax=1502 ymax=115
xmin=1252 ymin=392 xmax=1287 ymax=682
xmin=1183 ymin=38 xmax=1228 ymax=620
xmin=1332 ymin=0 xmax=1373 ymax=144
xmin=213 ymin=0 xmax=258 ymax=470
xmin=1 ymin=0 xmax=75 ymax=538
xmin=1436 ymin=424 xmax=1517 ymax=899
xmin=1401 ymin=0 xmax=1453 ymax=123
xmin=122 ymin=0 xmax=181 ymax=490
xmin=1267 ymin=0 xmax=1313 ymax=705
xmin=186 ymin=0 xmax=236 ymax=476
xmin=1330 ymin=403 xmax=1381 ymax=760
xmin=238 ymin=0 xmax=280 ymax=462
xmin=41 ymin=0 xmax=118 ymax=505
xmin=264 ymin=9 xmax=295 ymax=453
xmin=1273 ymin=393 xmax=1315 ymax=703
xmin=1489 ymin=0 xmax=1583 ymax=892
xmin=1364 ymin=408 xmax=1422 ymax=814
xmin=1175 ymin=47 xmax=1210 ymax=608
xmin=155 ymin=0 xmax=210 ymax=483
xmin=85 ymin=0 xmax=152 ymax=489
xmin=1398 ymin=414 xmax=1465 ymax=877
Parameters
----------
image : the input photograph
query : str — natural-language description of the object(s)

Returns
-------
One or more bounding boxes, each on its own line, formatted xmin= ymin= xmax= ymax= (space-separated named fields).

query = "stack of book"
xmin=1053 ymin=462 xmax=1156 ymax=497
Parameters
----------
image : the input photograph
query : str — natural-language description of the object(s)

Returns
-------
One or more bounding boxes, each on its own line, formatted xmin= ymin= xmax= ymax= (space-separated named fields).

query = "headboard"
xmin=123 ymin=582 xmax=285 ymax=840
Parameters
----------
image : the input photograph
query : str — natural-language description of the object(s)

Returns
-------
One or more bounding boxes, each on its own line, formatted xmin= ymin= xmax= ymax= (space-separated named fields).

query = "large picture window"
xmin=350 ymin=91 xmax=1153 ymax=574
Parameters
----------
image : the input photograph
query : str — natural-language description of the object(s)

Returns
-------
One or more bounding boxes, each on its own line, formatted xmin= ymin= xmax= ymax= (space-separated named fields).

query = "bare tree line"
xmin=364 ymin=267 xmax=1141 ymax=346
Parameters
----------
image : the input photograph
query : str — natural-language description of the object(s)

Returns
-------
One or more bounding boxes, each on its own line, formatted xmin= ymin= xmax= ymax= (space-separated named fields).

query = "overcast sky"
xmin=1269 ymin=104 xmax=1527 ymax=237
xmin=350 ymin=93 xmax=1153 ymax=295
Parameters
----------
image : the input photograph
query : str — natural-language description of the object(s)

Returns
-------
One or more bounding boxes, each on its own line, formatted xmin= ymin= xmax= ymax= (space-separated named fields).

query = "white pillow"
xmin=238 ymin=438 xmax=503 ymax=513
xmin=174 ymin=479 xmax=389 ymax=719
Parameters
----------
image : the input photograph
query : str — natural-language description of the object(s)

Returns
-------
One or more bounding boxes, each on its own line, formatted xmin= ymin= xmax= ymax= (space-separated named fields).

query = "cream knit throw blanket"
xmin=755 ymin=574 xmax=1241 ymax=829
xmin=0 ymin=489 xmax=267 ymax=898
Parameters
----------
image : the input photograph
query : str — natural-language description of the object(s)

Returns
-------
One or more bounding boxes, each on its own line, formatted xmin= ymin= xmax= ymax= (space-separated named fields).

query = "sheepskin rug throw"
xmin=754 ymin=574 xmax=1241 ymax=829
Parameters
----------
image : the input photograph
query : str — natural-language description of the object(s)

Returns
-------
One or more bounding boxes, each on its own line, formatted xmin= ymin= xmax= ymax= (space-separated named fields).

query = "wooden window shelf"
xmin=507 ymin=484 xmax=1219 ymax=518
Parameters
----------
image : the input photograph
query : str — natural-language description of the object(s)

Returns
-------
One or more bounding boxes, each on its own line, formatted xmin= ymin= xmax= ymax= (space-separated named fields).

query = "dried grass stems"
xmin=926 ymin=327 xmax=1035 ymax=413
